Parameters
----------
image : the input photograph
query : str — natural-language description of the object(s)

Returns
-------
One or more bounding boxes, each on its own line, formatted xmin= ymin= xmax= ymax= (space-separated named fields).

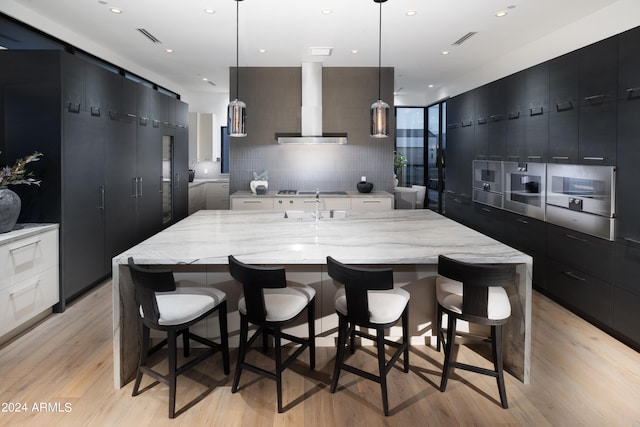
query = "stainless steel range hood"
xmin=276 ymin=62 xmax=347 ymax=144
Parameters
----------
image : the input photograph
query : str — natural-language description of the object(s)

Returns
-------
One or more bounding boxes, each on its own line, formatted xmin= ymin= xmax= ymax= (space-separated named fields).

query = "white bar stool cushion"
xmin=334 ymin=287 xmax=410 ymax=325
xmin=238 ymin=283 xmax=316 ymax=322
xmin=436 ymin=276 xmax=510 ymax=320
xmin=140 ymin=287 xmax=227 ymax=326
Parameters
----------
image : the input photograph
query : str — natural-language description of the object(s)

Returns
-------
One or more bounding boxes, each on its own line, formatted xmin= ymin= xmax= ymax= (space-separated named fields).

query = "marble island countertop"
xmin=230 ymin=190 xmax=393 ymax=199
xmin=113 ymin=209 xmax=529 ymax=266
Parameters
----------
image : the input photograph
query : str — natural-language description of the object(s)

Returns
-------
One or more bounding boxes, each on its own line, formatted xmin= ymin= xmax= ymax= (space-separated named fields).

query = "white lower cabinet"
xmin=230 ymin=198 xmax=274 ymax=210
xmin=351 ymin=197 xmax=393 ymax=211
xmin=0 ymin=226 xmax=59 ymax=341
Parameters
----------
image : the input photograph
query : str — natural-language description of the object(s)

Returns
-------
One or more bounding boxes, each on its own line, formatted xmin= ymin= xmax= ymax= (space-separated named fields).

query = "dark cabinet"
xmin=618 ymin=26 xmax=640 ymax=101
xmin=578 ymin=36 xmax=618 ymax=165
xmin=445 ymin=92 xmax=474 ymax=197
xmin=502 ymin=212 xmax=547 ymax=288
xmin=523 ymin=62 xmax=549 ymax=162
xmin=474 ymin=85 xmax=489 ymax=159
xmin=616 ymin=97 xmax=640 ymax=242
xmin=504 ymin=72 xmax=525 ymax=162
xmin=0 ymin=50 xmax=189 ymax=310
xmin=549 ymin=51 xmax=580 ymax=163
xmin=487 ymin=80 xmax=506 ymax=161
xmin=471 ymin=203 xmax=504 ymax=241
xmin=613 ymin=286 xmax=640 ymax=346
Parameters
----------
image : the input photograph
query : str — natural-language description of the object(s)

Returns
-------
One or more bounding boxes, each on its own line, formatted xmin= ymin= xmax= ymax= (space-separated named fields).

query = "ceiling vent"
xmin=137 ymin=28 xmax=162 ymax=44
xmin=452 ymin=32 xmax=477 ymax=46
xmin=207 ymin=80 xmax=217 ymax=87
xmin=310 ymin=47 xmax=333 ymax=56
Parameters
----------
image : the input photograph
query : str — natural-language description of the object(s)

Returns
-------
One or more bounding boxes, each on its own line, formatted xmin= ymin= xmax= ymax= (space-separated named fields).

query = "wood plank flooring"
xmin=1 ymin=280 xmax=639 ymax=426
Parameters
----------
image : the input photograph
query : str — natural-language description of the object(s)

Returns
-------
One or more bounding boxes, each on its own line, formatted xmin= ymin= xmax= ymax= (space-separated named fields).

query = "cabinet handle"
xmin=139 ymin=117 xmax=148 ymax=126
xmin=9 ymin=239 xmax=41 ymax=252
xmin=527 ymin=156 xmax=542 ymax=160
xmin=626 ymin=87 xmax=640 ymax=98
xmin=564 ymin=233 xmax=588 ymax=243
xmin=242 ymin=200 xmax=263 ymax=204
xmin=623 ymin=237 xmax=640 ymax=246
xmin=516 ymin=218 xmax=529 ymax=224
xmin=67 ymin=102 xmax=81 ymax=113
xmin=10 ymin=280 xmax=41 ymax=298
xmin=552 ymin=156 xmax=569 ymax=161
xmin=482 ymin=207 xmax=492 ymax=213
xmin=563 ymin=271 xmax=586 ymax=282
xmin=555 ymin=101 xmax=573 ymax=111
xmin=477 ymin=117 xmax=487 ymax=125
xmin=507 ymin=156 xmax=520 ymax=160
xmin=99 ymin=185 xmax=105 ymax=210
xmin=138 ymin=177 xmax=143 ymax=197
xmin=91 ymin=106 xmax=101 ymax=117
xmin=446 ymin=123 xmax=458 ymax=130
xmin=175 ymin=173 xmax=180 ymax=190
xmin=109 ymin=111 xmax=119 ymax=120
xmin=583 ymin=156 xmax=604 ymax=161
xmin=508 ymin=111 xmax=520 ymax=120
xmin=303 ymin=200 xmax=315 ymax=204
xmin=584 ymin=94 xmax=607 ymax=104
xmin=529 ymin=107 xmax=544 ymax=116
xmin=490 ymin=114 xmax=504 ymax=121
xmin=461 ymin=121 xmax=472 ymax=127
xmin=132 ymin=178 xmax=138 ymax=197
xmin=152 ymin=120 xmax=160 ymax=128
xmin=362 ymin=200 xmax=381 ymax=204
xmin=126 ymin=114 xmax=137 ymax=119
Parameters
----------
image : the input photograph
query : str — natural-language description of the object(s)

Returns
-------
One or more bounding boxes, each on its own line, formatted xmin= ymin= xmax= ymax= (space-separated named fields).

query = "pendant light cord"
xmin=377 ymin=0 xmax=382 ymax=101
xmin=235 ymin=0 xmax=239 ymax=100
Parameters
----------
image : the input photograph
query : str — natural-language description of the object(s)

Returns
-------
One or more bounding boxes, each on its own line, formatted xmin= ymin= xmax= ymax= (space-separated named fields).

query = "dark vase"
xmin=357 ymin=181 xmax=373 ymax=193
xmin=188 ymin=169 xmax=195 ymax=182
xmin=0 ymin=186 xmax=21 ymax=233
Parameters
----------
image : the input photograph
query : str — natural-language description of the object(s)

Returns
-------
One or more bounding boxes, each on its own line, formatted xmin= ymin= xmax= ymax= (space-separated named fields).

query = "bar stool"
xmin=326 ymin=256 xmax=410 ymax=416
xmin=227 ymin=255 xmax=316 ymax=413
xmin=435 ymin=255 xmax=516 ymax=408
xmin=127 ymin=257 xmax=230 ymax=418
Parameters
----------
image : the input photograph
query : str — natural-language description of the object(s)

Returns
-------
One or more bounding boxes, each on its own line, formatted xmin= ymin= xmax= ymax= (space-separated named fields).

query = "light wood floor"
xmin=1 ymin=280 xmax=639 ymax=427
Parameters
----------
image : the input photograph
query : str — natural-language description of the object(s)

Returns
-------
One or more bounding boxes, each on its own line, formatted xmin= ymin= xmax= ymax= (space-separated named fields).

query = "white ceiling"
xmin=0 ymin=0 xmax=635 ymax=104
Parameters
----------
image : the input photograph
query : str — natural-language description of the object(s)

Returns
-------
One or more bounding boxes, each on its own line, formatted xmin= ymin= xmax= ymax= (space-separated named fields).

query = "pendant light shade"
xmin=228 ymin=0 xmax=246 ymax=137
xmin=371 ymin=0 xmax=389 ymax=138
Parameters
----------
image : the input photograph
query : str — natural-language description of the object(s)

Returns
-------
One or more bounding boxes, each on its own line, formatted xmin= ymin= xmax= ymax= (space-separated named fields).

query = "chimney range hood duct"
xmin=277 ymin=62 xmax=347 ymax=144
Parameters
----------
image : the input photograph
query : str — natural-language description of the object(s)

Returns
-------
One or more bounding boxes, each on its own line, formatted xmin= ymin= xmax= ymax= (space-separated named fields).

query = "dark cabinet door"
xmin=471 ymin=203 xmax=505 ymax=241
xmin=474 ymin=85 xmax=489 ymax=159
xmin=487 ymin=80 xmax=505 ymax=160
xmin=173 ymin=124 xmax=189 ymax=221
xmin=445 ymin=93 xmax=474 ymax=197
xmin=62 ymin=110 xmax=106 ymax=301
xmin=136 ymin=84 xmax=152 ymax=123
xmin=61 ymin=54 xmax=86 ymax=112
xmin=579 ymin=36 xmax=618 ymax=106
xmin=613 ymin=286 xmax=640 ymax=347
xmin=578 ymin=100 xmax=617 ymax=164
xmin=504 ymin=72 xmax=525 ymax=162
xmin=86 ymin=63 xmax=122 ymax=117
xmin=618 ymin=26 xmax=640 ymax=101
xmin=523 ymin=62 xmax=549 ymax=162
xmin=136 ymin=125 xmax=164 ymax=240
xmin=549 ymin=52 xmax=579 ymax=163
xmin=150 ymin=90 xmax=169 ymax=123
xmin=616 ymin=98 xmax=640 ymax=242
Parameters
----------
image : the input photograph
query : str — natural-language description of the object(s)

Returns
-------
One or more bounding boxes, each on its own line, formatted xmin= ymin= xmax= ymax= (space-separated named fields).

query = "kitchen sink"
xmin=283 ymin=210 xmax=348 ymax=220
xmin=297 ymin=191 xmax=348 ymax=195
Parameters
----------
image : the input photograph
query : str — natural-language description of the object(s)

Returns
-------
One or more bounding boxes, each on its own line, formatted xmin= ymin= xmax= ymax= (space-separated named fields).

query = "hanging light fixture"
xmin=228 ymin=0 xmax=246 ymax=137
xmin=371 ymin=0 xmax=389 ymax=138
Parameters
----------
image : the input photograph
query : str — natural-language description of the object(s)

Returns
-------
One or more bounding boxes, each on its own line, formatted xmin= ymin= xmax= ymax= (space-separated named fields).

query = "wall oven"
xmin=503 ymin=162 xmax=546 ymax=221
xmin=472 ymin=160 xmax=503 ymax=209
xmin=546 ymin=164 xmax=616 ymax=240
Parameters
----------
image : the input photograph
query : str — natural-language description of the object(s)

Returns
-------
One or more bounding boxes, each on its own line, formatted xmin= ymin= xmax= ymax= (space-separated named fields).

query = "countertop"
xmin=0 ymin=223 xmax=59 ymax=246
xmin=113 ymin=209 xmax=528 ymax=266
xmin=230 ymin=190 xmax=394 ymax=199
xmin=188 ymin=178 xmax=229 ymax=188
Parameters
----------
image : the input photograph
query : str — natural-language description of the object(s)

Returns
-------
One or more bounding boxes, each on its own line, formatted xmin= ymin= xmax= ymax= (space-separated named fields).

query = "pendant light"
xmin=228 ymin=0 xmax=246 ymax=137
xmin=371 ymin=0 xmax=389 ymax=138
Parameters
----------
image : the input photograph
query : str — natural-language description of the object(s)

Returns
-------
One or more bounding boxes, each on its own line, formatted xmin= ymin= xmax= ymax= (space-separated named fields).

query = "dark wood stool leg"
xmin=436 ymin=303 xmax=443 ymax=352
xmin=274 ymin=328 xmax=283 ymax=413
xmin=167 ymin=329 xmax=178 ymax=418
xmin=377 ymin=329 xmax=390 ymax=416
xmin=440 ymin=315 xmax=456 ymax=392
xmin=182 ymin=328 xmax=190 ymax=357
xmin=219 ymin=302 xmax=230 ymax=375
xmin=402 ymin=306 xmax=409 ymax=372
xmin=308 ymin=298 xmax=316 ymax=370
xmin=331 ymin=316 xmax=347 ymax=393
xmin=232 ymin=316 xmax=248 ymax=393
xmin=132 ymin=325 xmax=150 ymax=396
xmin=493 ymin=324 xmax=509 ymax=408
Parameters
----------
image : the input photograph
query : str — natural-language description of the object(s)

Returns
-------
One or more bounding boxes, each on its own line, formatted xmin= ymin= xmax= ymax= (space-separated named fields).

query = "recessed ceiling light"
xmin=321 ymin=9 xmax=332 ymax=15
xmin=109 ymin=7 xmax=122 ymax=14
xmin=165 ymin=48 xmax=173 ymax=53
xmin=428 ymin=84 xmax=434 ymax=88
xmin=204 ymin=8 xmax=215 ymax=14
xmin=202 ymin=77 xmax=208 ymax=81
xmin=405 ymin=10 xmax=417 ymax=16
xmin=495 ymin=10 xmax=508 ymax=17
xmin=441 ymin=50 xmax=449 ymax=55
xmin=351 ymin=49 xmax=359 ymax=54
xmin=258 ymin=48 xmax=266 ymax=53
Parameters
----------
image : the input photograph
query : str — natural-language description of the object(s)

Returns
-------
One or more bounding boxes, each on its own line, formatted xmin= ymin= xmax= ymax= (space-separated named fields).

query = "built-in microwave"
xmin=503 ymin=162 xmax=546 ymax=221
xmin=546 ymin=164 xmax=616 ymax=240
xmin=472 ymin=160 xmax=503 ymax=209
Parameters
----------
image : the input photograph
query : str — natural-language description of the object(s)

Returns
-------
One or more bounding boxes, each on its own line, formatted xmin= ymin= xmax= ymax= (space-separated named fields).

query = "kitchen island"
xmin=112 ymin=209 xmax=532 ymax=388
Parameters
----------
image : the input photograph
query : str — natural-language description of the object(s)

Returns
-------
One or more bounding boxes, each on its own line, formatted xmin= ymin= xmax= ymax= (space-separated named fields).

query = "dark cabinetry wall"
xmin=444 ymin=26 xmax=640 ymax=351
xmin=0 ymin=50 xmax=188 ymax=309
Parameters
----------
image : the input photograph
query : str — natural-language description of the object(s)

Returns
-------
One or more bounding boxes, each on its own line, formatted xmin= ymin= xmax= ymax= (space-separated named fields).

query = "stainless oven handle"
xmin=527 ymin=156 xmax=542 ymax=160
xmin=583 ymin=156 xmax=604 ymax=161
xmin=552 ymin=156 xmax=569 ymax=160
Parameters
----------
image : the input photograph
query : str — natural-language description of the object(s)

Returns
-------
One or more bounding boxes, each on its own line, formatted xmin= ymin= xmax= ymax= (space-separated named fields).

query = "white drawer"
xmin=0 ymin=266 xmax=59 ymax=337
xmin=206 ymin=182 xmax=230 ymax=198
xmin=351 ymin=198 xmax=393 ymax=211
xmin=231 ymin=198 xmax=274 ymax=210
xmin=0 ymin=229 xmax=58 ymax=290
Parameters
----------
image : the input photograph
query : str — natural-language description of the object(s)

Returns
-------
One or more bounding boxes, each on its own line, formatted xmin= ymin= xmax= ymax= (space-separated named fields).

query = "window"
xmin=221 ymin=126 xmax=230 ymax=174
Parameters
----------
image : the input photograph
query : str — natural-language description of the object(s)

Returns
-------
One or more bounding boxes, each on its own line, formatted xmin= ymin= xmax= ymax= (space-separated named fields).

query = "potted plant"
xmin=393 ymin=151 xmax=407 ymax=188
xmin=0 ymin=151 xmax=43 ymax=233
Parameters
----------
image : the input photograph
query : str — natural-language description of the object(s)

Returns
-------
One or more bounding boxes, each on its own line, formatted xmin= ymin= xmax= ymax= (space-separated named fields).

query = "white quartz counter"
xmin=112 ymin=210 xmax=531 ymax=388
xmin=0 ymin=223 xmax=59 ymax=246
